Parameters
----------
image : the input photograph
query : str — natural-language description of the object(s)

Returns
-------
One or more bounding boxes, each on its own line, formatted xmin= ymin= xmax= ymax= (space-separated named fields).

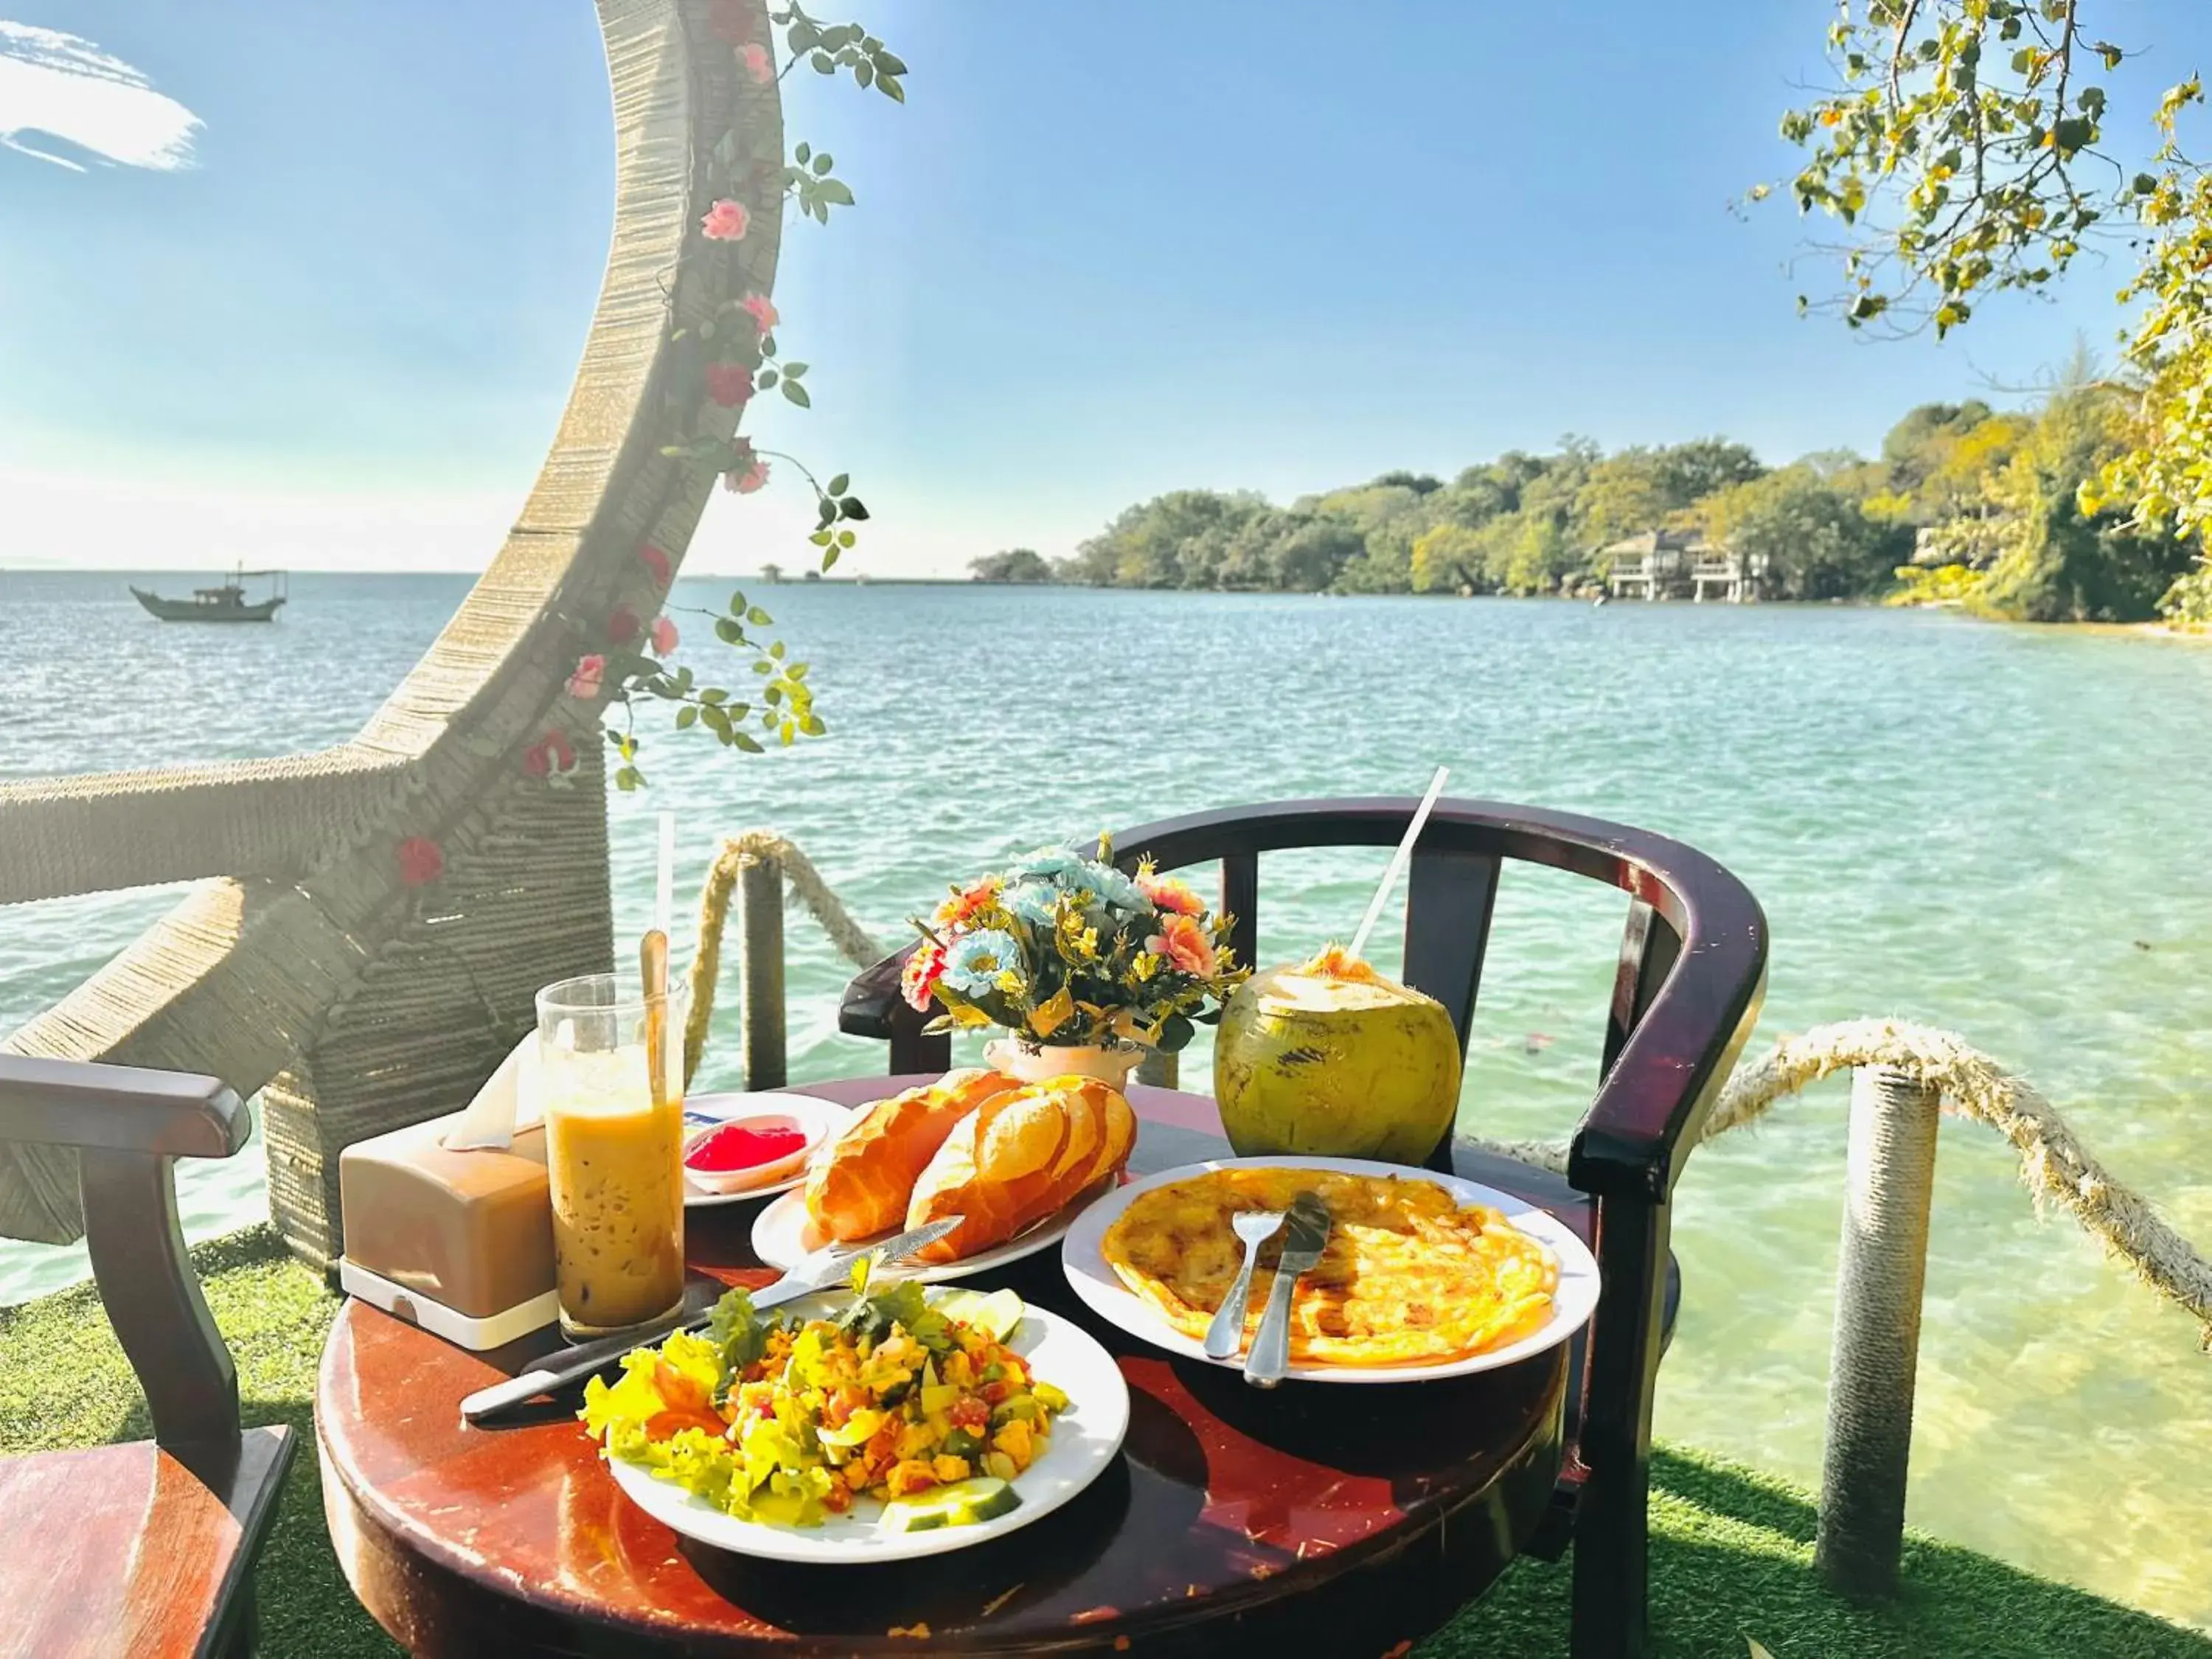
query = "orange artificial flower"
xmin=1138 ymin=872 xmax=1204 ymax=917
xmin=934 ymin=876 xmax=1002 ymax=928
xmin=1147 ymin=913 xmax=1217 ymax=978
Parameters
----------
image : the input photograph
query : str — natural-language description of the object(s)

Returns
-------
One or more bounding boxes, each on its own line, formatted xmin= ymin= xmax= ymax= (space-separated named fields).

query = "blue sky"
xmin=2 ymin=1 xmax=2206 ymax=574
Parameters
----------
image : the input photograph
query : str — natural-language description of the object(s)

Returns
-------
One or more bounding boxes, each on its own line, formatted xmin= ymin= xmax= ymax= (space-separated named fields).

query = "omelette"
xmin=1101 ymin=1167 xmax=1557 ymax=1367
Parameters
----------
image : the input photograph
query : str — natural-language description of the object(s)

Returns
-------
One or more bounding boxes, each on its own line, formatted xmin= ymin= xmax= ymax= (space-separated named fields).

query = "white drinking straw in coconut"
xmin=1345 ymin=766 xmax=1450 ymax=962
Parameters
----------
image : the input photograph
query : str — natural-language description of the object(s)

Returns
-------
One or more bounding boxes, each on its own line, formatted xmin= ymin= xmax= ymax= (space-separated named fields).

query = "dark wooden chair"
xmin=0 ymin=1056 xmax=295 ymax=1658
xmin=841 ymin=797 xmax=1767 ymax=1659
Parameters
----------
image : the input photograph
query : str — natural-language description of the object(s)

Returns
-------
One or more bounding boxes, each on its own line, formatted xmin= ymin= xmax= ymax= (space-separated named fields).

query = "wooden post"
xmin=1815 ymin=1064 xmax=1940 ymax=1598
xmin=737 ymin=851 xmax=787 ymax=1091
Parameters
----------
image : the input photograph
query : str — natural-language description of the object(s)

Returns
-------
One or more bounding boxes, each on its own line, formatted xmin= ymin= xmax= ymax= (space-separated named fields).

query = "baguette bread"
xmin=906 ymin=1077 xmax=1138 ymax=1262
xmin=803 ymin=1067 xmax=1017 ymax=1241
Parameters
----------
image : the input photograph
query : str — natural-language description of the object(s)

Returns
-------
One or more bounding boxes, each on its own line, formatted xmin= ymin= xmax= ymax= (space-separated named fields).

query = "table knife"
xmin=459 ymin=1214 xmax=963 ymax=1425
xmin=1242 ymin=1192 xmax=1332 ymax=1388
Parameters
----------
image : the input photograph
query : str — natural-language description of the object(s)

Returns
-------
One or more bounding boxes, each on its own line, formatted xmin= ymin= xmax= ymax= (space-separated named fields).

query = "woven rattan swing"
xmin=0 ymin=0 xmax=769 ymax=1270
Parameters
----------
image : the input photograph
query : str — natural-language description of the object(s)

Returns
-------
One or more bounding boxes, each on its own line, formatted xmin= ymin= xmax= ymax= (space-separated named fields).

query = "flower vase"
xmin=984 ymin=1036 xmax=1144 ymax=1091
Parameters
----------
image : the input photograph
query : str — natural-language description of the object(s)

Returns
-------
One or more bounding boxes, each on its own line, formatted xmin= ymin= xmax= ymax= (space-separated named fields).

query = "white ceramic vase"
xmin=984 ymin=1036 xmax=1144 ymax=1090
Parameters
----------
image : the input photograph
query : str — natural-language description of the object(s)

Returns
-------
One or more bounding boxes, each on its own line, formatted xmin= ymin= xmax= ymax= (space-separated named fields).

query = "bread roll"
xmin=803 ymin=1068 xmax=1016 ymax=1241
xmin=908 ymin=1081 xmax=1074 ymax=1262
xmin=1029 ymin=1077 xmax=1107 ymax=1217
xmin=1093 ymin=1082 xmax=1137 ymax=1180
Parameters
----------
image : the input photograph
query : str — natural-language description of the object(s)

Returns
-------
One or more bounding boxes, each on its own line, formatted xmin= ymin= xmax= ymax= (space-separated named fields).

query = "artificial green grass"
xmin=2 ymin=1228 xmax=2204 ymax=1659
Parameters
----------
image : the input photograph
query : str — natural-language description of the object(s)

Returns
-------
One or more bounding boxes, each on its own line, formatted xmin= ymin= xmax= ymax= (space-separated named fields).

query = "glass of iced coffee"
xmin=535 ymin=972 xmax=687 ymax=1338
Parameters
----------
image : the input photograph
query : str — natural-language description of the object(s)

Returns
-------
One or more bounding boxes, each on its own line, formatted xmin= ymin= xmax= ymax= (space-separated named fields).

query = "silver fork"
xmin=1203 ymin=1208 xmax=1286 ymax=1359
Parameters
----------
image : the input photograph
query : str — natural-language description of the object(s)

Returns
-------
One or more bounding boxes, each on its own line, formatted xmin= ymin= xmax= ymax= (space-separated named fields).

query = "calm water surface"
xmin=2 ymin=571 xmax=2208 ymax=1625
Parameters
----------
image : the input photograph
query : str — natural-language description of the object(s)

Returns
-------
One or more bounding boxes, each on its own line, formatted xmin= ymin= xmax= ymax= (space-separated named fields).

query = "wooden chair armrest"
xmin=0 ymin=1055 xmax=246 ymax=1161
xmin=838 ymin=947 xmax=914 ymax=1040
xmin=1569 ymin=1003 xmax=1758 ymax=1201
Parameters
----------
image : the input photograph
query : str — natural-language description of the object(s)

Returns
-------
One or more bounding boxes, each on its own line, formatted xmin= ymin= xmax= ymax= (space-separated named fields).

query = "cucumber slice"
xmin=931 ymin=1287 xmax=1025 ymax=1343
xmin=879 ymin=1476 xmax=1022 ymax=1533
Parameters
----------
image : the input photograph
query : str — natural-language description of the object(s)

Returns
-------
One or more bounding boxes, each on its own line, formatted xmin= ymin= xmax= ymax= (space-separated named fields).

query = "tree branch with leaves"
xmin=1762 ymin=0 xmax=2212 ymax=620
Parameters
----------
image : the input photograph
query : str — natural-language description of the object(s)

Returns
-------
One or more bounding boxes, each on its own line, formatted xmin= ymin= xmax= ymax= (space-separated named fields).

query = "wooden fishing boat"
xmin=130 ymin=566 xmax=288 ymax=622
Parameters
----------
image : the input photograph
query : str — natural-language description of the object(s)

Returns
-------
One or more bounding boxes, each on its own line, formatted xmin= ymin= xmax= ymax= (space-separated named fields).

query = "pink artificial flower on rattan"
xmin=934 ymin=876 xmax=1003 ymax=928
xmin=1138 ymin=872 xmax=1205 ymax=917
xmin=737 ymin=293 xmax=779 ymax=335
xmin=606 ymin=605 xmax=641 ymax=646
xmin=524 ymin=731 xmax=577 ymax=777
xmin=725 ymin=457 xmax=771 ymax=494
xmin=902 ymin=941 xmax=947 ymax=1012
xmin=740 ymin=43 xmax=773 ymax=83
xmin=397 ymin=836 xmax=444 ymax=888
xmin=1148 ymin=913 xmax=1217 ymax=978
xmin=638 ymin=543 xmax=672 ymax=588
xmin=705 ymin=362 xmax=754 ymax=408
xmin=566 ymin=653 xmax=607 ymax=700
xmin=649 ymin=614 xmax=679 ymax=655
xmin=701 ymin=198 xmax=749 ymax=241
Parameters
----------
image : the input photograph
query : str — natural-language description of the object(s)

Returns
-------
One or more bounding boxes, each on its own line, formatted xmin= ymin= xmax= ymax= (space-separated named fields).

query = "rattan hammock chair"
xmin=0 ymin=0 xmax=775 ymax=1269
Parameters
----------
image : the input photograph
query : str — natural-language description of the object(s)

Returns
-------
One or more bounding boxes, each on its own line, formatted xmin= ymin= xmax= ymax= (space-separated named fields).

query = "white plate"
xmin=604 ymin=1298 xmax=1129 ymax=1563
xmin=682 ymin=1093 xmax=853 ymax=1207
xmin=750 ymin=1177 xmax=1110 ymax=1283
xmin=1061 ymin=1155 xmax=1601 ymax=1383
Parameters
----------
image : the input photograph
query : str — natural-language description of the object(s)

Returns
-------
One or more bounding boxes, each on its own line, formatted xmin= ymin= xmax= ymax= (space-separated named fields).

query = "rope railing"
xmin=685 ymin=835 xmax=2211 ymax=1599
xmin=684 ymin=832 xmax=880 ymax=1088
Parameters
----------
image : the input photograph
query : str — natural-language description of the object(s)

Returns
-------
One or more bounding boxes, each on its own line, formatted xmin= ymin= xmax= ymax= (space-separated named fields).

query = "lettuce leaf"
xmin=707 ymin=1285 xmax=769 ymax=1399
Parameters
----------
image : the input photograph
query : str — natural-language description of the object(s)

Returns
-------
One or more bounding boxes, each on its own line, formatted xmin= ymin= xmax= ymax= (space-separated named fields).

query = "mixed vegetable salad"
xmin=581 ymin=1270 xmax=1069 ymax=1531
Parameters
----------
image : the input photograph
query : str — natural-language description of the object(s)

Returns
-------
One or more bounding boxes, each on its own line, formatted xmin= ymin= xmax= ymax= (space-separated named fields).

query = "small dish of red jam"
xmin=681 ymin=1098 xmax=835 ymax=1197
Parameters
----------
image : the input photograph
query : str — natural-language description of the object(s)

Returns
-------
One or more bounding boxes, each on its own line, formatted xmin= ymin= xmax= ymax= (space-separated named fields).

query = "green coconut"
xmin=1212 ymin=945 xmax=1462 ymax=1164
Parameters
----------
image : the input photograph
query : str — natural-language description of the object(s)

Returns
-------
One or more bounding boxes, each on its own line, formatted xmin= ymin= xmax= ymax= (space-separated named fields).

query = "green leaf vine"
xmin=556 ymin=0 xmax=904 ymax=789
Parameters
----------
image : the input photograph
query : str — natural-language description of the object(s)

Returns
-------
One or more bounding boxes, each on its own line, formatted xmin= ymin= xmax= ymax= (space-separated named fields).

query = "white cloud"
xmin=0 ymin=21 xmax=200 ymax=173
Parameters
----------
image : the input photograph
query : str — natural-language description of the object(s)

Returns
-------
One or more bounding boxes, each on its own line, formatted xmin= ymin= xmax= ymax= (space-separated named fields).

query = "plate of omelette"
xmin=1061 ymin=1157 xmax=1600 ymax=1382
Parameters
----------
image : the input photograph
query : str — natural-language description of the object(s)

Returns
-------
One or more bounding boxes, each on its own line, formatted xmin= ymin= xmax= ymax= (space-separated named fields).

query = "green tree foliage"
xmin=1697 ymin=467 xmax=1907 ymax=599
xmin=1971 ymin=388 xmax=2197 ymax=621
xmin=1054 ymin=408 xmax=2173 ymax=616
xmin=1769 ymin=0 xmax=2212 ymax=619
xmin=968 ymin=548 xmax=1054 ymax=583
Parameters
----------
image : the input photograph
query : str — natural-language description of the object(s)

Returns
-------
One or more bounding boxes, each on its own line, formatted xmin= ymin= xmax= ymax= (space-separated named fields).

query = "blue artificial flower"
xmin=1007 ymin=846 xmax=1087 ymax=883
xmin=1002 ymin=879 xmax=1062 ymax=928
xmin=942 ymin=928 xmax=1023 ymax=995
xmin=1068 ymin=861 xmax=1146 ymax=914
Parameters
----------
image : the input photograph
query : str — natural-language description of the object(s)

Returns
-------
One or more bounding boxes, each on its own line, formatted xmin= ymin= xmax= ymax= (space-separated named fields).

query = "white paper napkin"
xmin=439 ymin=1032 xmax=545 ymax=1150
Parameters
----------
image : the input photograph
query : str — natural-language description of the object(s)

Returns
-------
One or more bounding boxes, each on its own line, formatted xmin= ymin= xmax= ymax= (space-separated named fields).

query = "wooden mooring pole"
xmin=1815 ymin=1063 xmax=1941 ymax=1598
xmin=736 ymin=850 xmax=787 ymax=1090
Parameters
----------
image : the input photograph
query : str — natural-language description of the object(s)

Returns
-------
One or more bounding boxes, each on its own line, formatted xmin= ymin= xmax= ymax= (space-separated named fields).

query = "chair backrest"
xmin=1108 ymin=796 xmax=1768 ymax=1192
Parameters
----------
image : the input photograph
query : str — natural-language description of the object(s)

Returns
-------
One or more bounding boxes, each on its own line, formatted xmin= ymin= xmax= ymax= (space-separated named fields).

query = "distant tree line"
xmin=978 ymin=375 xmax=2202 ymax=622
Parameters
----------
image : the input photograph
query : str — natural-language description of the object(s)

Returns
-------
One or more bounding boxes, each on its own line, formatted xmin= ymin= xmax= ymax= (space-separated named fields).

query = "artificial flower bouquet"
xmin=904 ymin=838 xmax=1248 ymax=1054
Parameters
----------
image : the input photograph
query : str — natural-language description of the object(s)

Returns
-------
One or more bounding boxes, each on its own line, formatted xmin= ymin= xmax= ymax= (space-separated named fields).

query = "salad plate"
xmin=598 ymin=1289 xmax=1130 ymax=1563
xmin=1062 ymin=1155 xmax=1601 ymax=1384
xmin=682 ymin=1091 xmax=853 ymax=1207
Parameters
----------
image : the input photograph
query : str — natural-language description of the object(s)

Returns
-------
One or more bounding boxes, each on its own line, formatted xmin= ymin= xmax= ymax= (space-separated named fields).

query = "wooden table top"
xmin=317 ymin=1077 xmax=1568 ymax=1658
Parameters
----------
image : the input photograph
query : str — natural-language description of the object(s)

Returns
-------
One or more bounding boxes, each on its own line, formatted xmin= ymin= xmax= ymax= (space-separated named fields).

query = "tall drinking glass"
xmin=536 ymin=972 xmax=687 ymax=1339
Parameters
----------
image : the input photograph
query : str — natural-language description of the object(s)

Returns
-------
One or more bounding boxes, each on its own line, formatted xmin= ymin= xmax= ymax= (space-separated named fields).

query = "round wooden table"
xmin=319 ymin=1079 xmax=1568 ymax=1657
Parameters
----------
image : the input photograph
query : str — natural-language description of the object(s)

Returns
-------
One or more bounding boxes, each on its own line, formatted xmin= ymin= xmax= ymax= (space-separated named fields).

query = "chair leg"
xmin=1570 ymin=1192 xmax=1670 ymax=1659
xmin=215 ymin=1582 xmax=259 ymax=1658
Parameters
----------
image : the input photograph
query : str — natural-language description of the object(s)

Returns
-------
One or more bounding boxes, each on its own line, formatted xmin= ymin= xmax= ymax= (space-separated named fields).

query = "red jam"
xmin=686 ymin=1116 xmax=807 ymax=1172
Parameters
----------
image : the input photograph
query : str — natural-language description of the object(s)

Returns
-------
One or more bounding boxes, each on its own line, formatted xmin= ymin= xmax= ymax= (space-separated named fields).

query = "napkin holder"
xmin=337 ymin=1038 xmax=560 ymax=1351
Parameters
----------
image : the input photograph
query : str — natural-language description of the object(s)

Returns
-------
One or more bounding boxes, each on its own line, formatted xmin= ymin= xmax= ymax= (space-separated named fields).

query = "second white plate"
xmin=1060 ymin=1154 xmax=1601 ymax=1383
xmin=750 ymin=1177 xmax=1110 ymax=1284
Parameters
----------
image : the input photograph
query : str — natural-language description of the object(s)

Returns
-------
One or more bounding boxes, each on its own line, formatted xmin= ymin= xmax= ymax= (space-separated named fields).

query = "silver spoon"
xmin=1204 ymin=1208 xmax=1286 ymax=1359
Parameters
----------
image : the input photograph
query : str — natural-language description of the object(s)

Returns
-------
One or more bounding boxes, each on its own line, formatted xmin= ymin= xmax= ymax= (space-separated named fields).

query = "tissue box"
xmin=338 ymin=1110 xmax=560 ymax=1351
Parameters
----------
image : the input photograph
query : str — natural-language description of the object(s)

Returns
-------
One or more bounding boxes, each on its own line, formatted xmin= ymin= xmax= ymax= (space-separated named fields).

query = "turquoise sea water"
xmin=1 ymin=571 xmax=2208 ymax=1625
